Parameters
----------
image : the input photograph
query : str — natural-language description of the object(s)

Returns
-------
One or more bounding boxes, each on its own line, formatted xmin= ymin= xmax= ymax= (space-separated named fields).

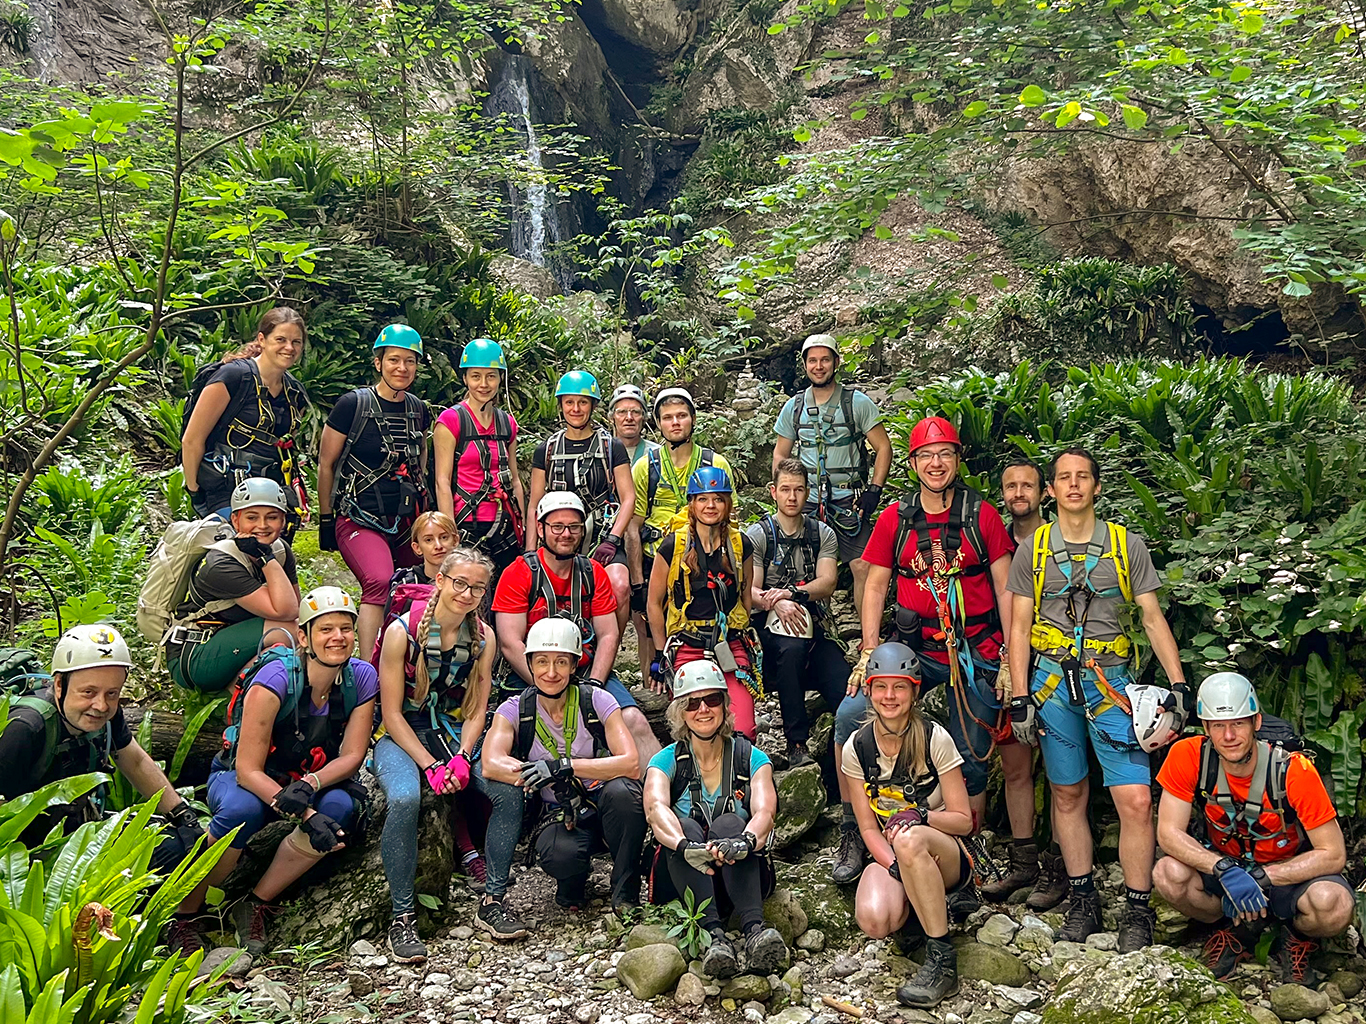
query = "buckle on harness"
xmin=168 ymin=624 xmax=215 ymax=647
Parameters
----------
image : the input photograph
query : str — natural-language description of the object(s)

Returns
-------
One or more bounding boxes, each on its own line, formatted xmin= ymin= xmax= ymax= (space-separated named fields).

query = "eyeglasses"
xmin=914 ymin=448 xmax=958 ymax=464
xmin=684 ymin=691 xmax=726 ymax=712
xmin=446 ymin=578 xmax=488 ymax=596
xmin=615 ymin=408 xmax=643 ymax=418
xmin=546 ymin=524 xmax=586 ymax=536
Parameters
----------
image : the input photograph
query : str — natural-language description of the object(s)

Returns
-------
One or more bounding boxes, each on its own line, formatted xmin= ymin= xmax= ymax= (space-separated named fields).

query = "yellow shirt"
xmin=633 ymin=446 xmax=733 ymax=556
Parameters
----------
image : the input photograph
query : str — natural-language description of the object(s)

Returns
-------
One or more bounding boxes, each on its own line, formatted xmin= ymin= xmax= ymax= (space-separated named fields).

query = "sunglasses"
xmin=684 ymin=691 xmax=726 ymax=712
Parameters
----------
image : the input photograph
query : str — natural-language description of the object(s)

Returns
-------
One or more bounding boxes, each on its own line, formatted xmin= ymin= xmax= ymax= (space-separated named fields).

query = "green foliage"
xmin=649 ymin=890 xmax=714 ymax=960
xmin=679 ymin=104 xmax=800 ymax=217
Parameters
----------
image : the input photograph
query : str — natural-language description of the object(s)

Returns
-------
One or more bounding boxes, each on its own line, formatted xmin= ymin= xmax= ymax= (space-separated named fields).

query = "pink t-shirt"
xmin=437 ymin=401 xmax=519 ymax=522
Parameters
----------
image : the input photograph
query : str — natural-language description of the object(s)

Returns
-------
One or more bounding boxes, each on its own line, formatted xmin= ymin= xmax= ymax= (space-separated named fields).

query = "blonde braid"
xmin=410 ymin=588 xmax=441 ymax=708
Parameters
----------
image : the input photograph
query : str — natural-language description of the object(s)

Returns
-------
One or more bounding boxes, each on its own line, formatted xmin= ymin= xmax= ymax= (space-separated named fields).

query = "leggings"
xmin=372 ymin=734 xmax=487 ymax=915
xmin=336 ymin=515 xmax=419 ymax=606
xmin=651 ymin=811 xmax=774 ymax=933
xmin=168 ymin=617 xmax=269 ymax=693
xmin=532 ymin=777 xmax=647 ymax=907
xmin=759 ymin=627 xmax=850 ymax=747
xmin=672 ymin=641 xmax=757 ymax=739
xmin=207 ymin=768 xmax=359 ymax=849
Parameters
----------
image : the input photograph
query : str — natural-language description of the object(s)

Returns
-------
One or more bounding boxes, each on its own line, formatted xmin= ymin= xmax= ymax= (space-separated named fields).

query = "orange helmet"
xmin=908 ymin=416 xmax=961 ymax=455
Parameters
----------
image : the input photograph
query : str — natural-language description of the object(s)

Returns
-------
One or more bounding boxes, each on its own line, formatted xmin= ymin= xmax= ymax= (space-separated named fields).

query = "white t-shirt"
xmin=840 ymin=721 xmax=963 ymax=813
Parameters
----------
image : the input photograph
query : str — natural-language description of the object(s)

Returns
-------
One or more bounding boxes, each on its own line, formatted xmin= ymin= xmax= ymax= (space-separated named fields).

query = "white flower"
xmin=1238 ymin=552 xmax=1253 ymax=563
xmin=1294 ymin=585 xmax=1310 ymax=594
xmin=1307 ymin=609 xmax=1320 ymax=618
xmin=1269 ymin=640 xmax=1284 ymax=649
xmin=1277 ymin=536 xmax=1293 ymax=546
xmin=1328 ymin=620 xmax=1343 ymax=631
xmin=1214 ymin=610 xmax=1228 ymax=624
xmin=1228 ymin=642 xmax=1244 ymax=655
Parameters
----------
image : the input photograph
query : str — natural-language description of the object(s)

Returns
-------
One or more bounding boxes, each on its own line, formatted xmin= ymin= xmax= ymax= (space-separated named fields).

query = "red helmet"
xmin=908 ymin=416 xmax=962 ymax=455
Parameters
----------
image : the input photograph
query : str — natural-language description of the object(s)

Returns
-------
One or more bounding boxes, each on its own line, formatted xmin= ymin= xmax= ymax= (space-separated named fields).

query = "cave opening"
xmin=1192 ymin=303 xmax=1291 ymax=358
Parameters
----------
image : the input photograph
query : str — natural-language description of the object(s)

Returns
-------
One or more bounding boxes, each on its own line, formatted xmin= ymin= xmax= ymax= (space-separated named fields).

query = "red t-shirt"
xmin=491 ymin=550 xmax=617 ymax=626
xmin=1157 ymin=736 xmax=1336 ymax=864
xmin=862 ymin=496 xmax=1015 ymax=663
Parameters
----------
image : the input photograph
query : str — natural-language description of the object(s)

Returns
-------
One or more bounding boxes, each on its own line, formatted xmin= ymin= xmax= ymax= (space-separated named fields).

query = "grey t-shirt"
xmin=746 ymin=515 xmax=838 ymax=611
xmin=1007 ymin=522 xmax=1162 ymax=666
xmin=774 ymin=385 xmax=881 ymax=500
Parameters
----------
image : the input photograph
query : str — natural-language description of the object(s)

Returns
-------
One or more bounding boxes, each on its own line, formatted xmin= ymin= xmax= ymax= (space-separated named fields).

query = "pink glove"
xmin=448 ymin=753 xmax=472 ymax=790
xmin=424 ymin=762 xmax=453 ymax=792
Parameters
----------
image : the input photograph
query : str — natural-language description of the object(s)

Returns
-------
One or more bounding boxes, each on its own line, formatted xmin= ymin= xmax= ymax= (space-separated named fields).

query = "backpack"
xmin=5 ymin=687 xmax=113 ymax=789
xmin=136 ymin=516 xmax=255 ymax=646
xmin=221 ymin=646 xmax=361 ymax=777
xmin=669 ymin=734 xmax=756 ymax=826
xmin=644 ymin=446 xmax=716 ymax=510
xmin=329 ymin=387 xmax=428 ymax=530
xmin=781 ymin=384 xmax=869 ymax=490
xmin=0 ymin=648 xmax=50 ymax=696
xmin=759 ymin=514 xmax=822 ymax=590
xmin=1190 ymin=713 xmax=1307 ymax=857
xmin=369 ymin=581 xmax=435 ymax=670
xmin=512 ymin=683 xmax=609 ymax=762
xmin=450 ymin=403 xmax=519 ymax=534
xmin=850 ymin=719 xmax=942 ymax=821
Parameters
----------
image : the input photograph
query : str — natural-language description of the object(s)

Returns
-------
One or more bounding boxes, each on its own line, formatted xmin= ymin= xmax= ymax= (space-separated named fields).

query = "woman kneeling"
xmin=644 ymin=660 xmax=786 ymax=980
xmin=845 ymin=643 xmax=974 ymax=1010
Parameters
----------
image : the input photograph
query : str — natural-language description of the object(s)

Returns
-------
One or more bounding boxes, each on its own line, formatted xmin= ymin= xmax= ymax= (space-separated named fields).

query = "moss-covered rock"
xmin=772 ymin=763 xmax=827 ymax=849
xmin=783 ymin=859 xmax=857 ymax=947
xmin=1043 ymin=945 xmax=1255 ymax=1024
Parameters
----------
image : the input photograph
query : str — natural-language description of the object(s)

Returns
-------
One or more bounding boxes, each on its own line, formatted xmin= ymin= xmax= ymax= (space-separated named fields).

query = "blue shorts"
xmin=600 ymin=671 xmax=639 ymax=710
xmin=1031 ymin=662 xmax=1149 ymax=788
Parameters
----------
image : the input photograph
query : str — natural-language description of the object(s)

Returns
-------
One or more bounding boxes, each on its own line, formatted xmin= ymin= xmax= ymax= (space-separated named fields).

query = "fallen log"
xmin=122 ymin=704 xmax=223 ymax=785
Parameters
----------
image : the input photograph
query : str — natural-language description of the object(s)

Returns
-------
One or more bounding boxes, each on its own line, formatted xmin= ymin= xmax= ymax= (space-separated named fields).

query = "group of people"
xmin=0 ymin=310 xmax=1353 ymax=1010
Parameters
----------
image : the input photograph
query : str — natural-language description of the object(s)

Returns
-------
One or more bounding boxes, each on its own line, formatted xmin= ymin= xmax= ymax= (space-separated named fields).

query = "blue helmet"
xmin=460 ymin=338 xmax=506 ymax=370
xmin=687 ymin=466 xmax=733 ymax=497
xmin=374 ymin=323 xmax=423 ymax=355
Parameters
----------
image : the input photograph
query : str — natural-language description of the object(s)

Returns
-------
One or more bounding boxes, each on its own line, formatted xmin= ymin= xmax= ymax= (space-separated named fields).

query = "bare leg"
xmin=1000 ymin=742 xmax=1036 ymax=839
xmin=181 ymin=840 xmax=244 ymax=913
xmin=357 ymin=603 xmax=383 ymax=661
xmin=892 ymin=826 xmax=961 ymax=937
xmin=1152 ymin=857 xmax=1222 ymax=924
xmin=606 ymin=563 xmax=631 ymax=636
xmin=1111 ymin=783 xmax=1154 ymax=890
xmin=1294 ymin=881 xmax=1355 ymax=938
xmin=1051 ymin=779 xmax=1093 ymax=877
xmin=854 ymin=863 xmax=913 ymax=939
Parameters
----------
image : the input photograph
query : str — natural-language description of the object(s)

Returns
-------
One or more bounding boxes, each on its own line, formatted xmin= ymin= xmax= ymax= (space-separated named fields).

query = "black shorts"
xmin=1199 ymin=870 xmax=1353 ymax=921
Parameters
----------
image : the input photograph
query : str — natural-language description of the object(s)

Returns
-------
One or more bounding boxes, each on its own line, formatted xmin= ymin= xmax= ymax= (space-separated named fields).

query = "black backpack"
xmin=512 ymin=683 xmax=609 ymax=763
xmin=669 ymin=734 xmax=756 ymax=826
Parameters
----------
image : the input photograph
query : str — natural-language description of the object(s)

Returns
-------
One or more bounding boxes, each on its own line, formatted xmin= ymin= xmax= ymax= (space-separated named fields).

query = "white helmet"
xmin=672 ymin=659 xmax=728 ymax=700
xmin=1197 ymin=672 xmax=1260 ymax=722
xmin=525 ymin=617 xmax=583 ymax=658
xmin=1126 ymin=683 xmax=1179 ymax=753
xmin=51 ymin=624 xmax=134 ymax=675
xmin=609 ymin=384 xmax=648 ymax=414
xmin=653 ymin=387 xmax=696 ymax=419
xmin=231 ymin=477 xmax=290 ymax=513
xmin=299 ymin=586 xmax=358 ymax=629
xmin=537 ymin=490 xmax=586 ymax=522
xmin=800 ymin=333 xmax=839 ymax=360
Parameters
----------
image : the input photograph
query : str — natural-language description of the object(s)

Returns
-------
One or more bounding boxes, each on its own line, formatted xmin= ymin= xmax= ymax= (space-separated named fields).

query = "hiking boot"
xmin=1056 ymin=890 xmax=1103 ymax=944
xmin=787 ymin=743 xmax=813 ymax=769
xmin=230 ymin=897 xmax=270 ymax=957
xmin=896 ymin=938 xmax=959 ymax=1009
xmin=387 ymin=912 xmax=427 ymax=963
xmin=946 ymin=883 xmax=982 ymax=923
xmin=461 ymin=854 xmax=487 ymax=888
xmin=1204 ymin=926 xmax=1253 ymax=980
xmin=1117 ymin=903 xmax=1156 ymax=952
xmin=745 ymin=926 xmax=789 ymax=975
xmin=164 ymin=915 xmax=205 ymax=958
xmin=1278 ymin=927 xmax=1319 ymax=984
xmin=980 ymin=841 xmax=1040 ymax=902
xmin=476 ymin=898 xmax=530 ymax=942
xmin=1026 ymin=851 xmax=1068 ymax=912
xmin=702 ymin=931 xmax=740 ymax=980
xmin=831 ymin=824 xmax=866 ymax=885
xmin=555 ymin=877 xmax=589 ymax=911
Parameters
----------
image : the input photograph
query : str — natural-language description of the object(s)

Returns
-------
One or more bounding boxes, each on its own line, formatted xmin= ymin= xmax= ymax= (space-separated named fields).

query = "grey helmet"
xmin=609 ymin=384 xmax=648 ymax=414
xmin=864 ymin=642 xmax=921 ymax=685
xmin=230 ymin=477 xmax=291 ymax=513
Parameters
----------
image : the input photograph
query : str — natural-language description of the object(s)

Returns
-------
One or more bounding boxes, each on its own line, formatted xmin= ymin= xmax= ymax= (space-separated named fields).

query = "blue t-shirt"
xmin=774 ymin=385 xmax=881 ymax=500
xmin=648 ymin=739 xmax=771 ymax=822
xmin=250 ymin=657 xmax=380 ymax=714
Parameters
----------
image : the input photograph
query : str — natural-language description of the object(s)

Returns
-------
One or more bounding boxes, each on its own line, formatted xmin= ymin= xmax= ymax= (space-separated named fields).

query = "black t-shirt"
xmin=174 ymin=546 xmax=300 ymax=625
xmin=326 ymin=389 xmax=431 ymax=518
xmin=209 ymin=360 xmax=297 ymax=445
xmin=533 ymin=432 xmax=630 ymax=506
xmin=0 ymin=700 xmax=133 ymax=799
xmin=657 ymin=532 xmax=754 ymax=620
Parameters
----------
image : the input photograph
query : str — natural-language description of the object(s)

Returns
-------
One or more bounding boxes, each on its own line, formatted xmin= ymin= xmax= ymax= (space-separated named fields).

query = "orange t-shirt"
xmin=1157 ymin=735 xmax=1336 ymax=864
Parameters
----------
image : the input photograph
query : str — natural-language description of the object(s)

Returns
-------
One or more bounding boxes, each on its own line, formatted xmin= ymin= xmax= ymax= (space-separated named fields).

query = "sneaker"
xmin=388 ymin=912 xmax=427 ymax=963
xmin=164 ymin=915 xmax=205 ymax=958
xmin=701 ymin=931 xmax=740 ymax=980
xmin=831 ymin=824 xmax=866 ymax=885
xmin=1056 ymin=890 xmax=1102 ymax=944
xmin=980 ymin=841 xmax=1040 ymax=902
xmin=896 ymin=938 xmax=959 ymax=1009
xmin=1117 ymin=903 xmax=1155 ymax=953
xmin=745 ymin=926 xmax=789 ymax=975
xmin=1278 ymin=927 xmax=1319 ymax=984
xmin=462 ymin=854 xmax=487 ymax=887
xmin=230 ymin=897 xmax=270 ymax=957
xmin=946 ymin=884 xmax=982 ymax=923
xmin=1026 ymin=851 xmax=1068 ymax=912
xmin=1204 ymin=926 xmax=1252 ymax=980
xmin=787 ymin=743 xmax=813 ymax=769
xmin=476 ymin=897 xmax=530 ymax=941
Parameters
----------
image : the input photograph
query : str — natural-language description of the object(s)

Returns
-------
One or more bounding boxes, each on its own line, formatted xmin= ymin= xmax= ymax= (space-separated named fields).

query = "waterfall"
xmin=485 ymin=56 xmax=571 ymax=290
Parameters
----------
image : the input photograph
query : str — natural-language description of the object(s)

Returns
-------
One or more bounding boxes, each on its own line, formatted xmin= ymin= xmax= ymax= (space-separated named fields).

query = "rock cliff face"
xmin=28 ymin=0 xmax=162 ymax=83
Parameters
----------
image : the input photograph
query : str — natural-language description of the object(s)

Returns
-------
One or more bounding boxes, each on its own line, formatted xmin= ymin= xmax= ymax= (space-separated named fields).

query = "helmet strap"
xmin=873 ymin=711 xmax=915 ymax=741
xmin=536 ymin=679 xmax=573 ymax=702
xmin=688 ymin=723 xmax=724 ymax=742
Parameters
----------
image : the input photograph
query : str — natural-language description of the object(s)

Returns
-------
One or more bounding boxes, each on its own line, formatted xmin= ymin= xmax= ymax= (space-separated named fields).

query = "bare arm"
xmin=569 ymin=708 xmax=638 ymax=782
xmin=926 ymin=765 xmax=973 ymax=836
xmin=644 ymin=765 xmax=689 ymax=854
xmin=865 ymin=423 xmax=893 ymax=488
xmin=525 ymin=467 xmax=546 ymax=553
xmin=770 ymin=436 xmax=795 ymax=480
xmin=321 ymin=698 xmax=375 ymax=788
xmin=111 ymin=741 xmax=183 ymax=814
xmin=746 ymin=764 xmax=777 ymax=849
xmin=859 ymin=562 xmax=892 ymax=652
xmin=1156 ymin=790 xmax=1222 ymax=872
xmin=852 ymin=773 xmax=896 ymax=870
xmin=626 ymin=518 xmax=643 ymax=585
xmin=991 ymin=553 xmax=1013 ymax=652
xmin=232 ymin=687 xmax=289 ymax=807
xmin=316 ymin=424 xmax=347 ymax=516
xmin=1009 ymin=592 xmax=1033 ymax=698
xmin=1136 ymin=592 xmax=1187 ymax=685
xmin=589 ymin=611 xmax=619 ymax=683
xmin=481 ymin=713 xmax=522 ymax=786
xmin=433 ymin=422 xmax=456 ymax=523
xmin=612 ymin=462 xmax=636 ymax=535
xmin=508 ymin=445 xmax=527 ymax=524
xmin=804 ymin=554 xmax=839 ymax=603
xmin=1264 ymin=818 xmax=1347 ymax=885
xmin=181 ymin=381 xmax=231 ymax=493
xmin=647 ymin=552 xmax=669 ymax=651
xmin=234 ymin=561 xmax=301 ymax=621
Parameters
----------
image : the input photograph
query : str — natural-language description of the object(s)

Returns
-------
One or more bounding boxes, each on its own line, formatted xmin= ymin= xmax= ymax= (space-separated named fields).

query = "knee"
xmin=601 ymin=776 xmax=642 ymax=809
xmin=1052 ymin=781 xmax=1088 ymax=814
xmin=1001 ymin=746 xmax=1033 ymax=785
xmin=623 ymin=706 xmax=649 ymax=733
xmin=317 ymin=790 xmax=359 ymax=829
xmin=678 ymin=815 xmax=706 ymax=843
xmin=1112 ymin=785 xmax=1153 ymax=821
xmin=835 ymin=695 xmax=865 ymax=744
xmin=486 ymin=778 xmax=525 ymax=814
xmin=709 ymin=812 xmax=746 ymax=840
xmin=216 ymin=796 xmax=269 ymax=848
xmin=892 ymin=826 xmax=930 ymax=861
xmin=854 ymin=898 xmax=896 ymax=940
xmin=1151 ymin=856 xmax=1194 ymax=899
xmin=1301 ymin=883 xmax=1355 ymax=933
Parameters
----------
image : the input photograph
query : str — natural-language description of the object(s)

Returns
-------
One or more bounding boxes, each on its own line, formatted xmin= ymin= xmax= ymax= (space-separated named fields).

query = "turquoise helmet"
xmin=374 ymin=323 xmax=423 ymax=355
xmin=556 ymin=370 xmax=601 ymax=402
xmin=460 ymin=337 xmax=507 ymax=371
